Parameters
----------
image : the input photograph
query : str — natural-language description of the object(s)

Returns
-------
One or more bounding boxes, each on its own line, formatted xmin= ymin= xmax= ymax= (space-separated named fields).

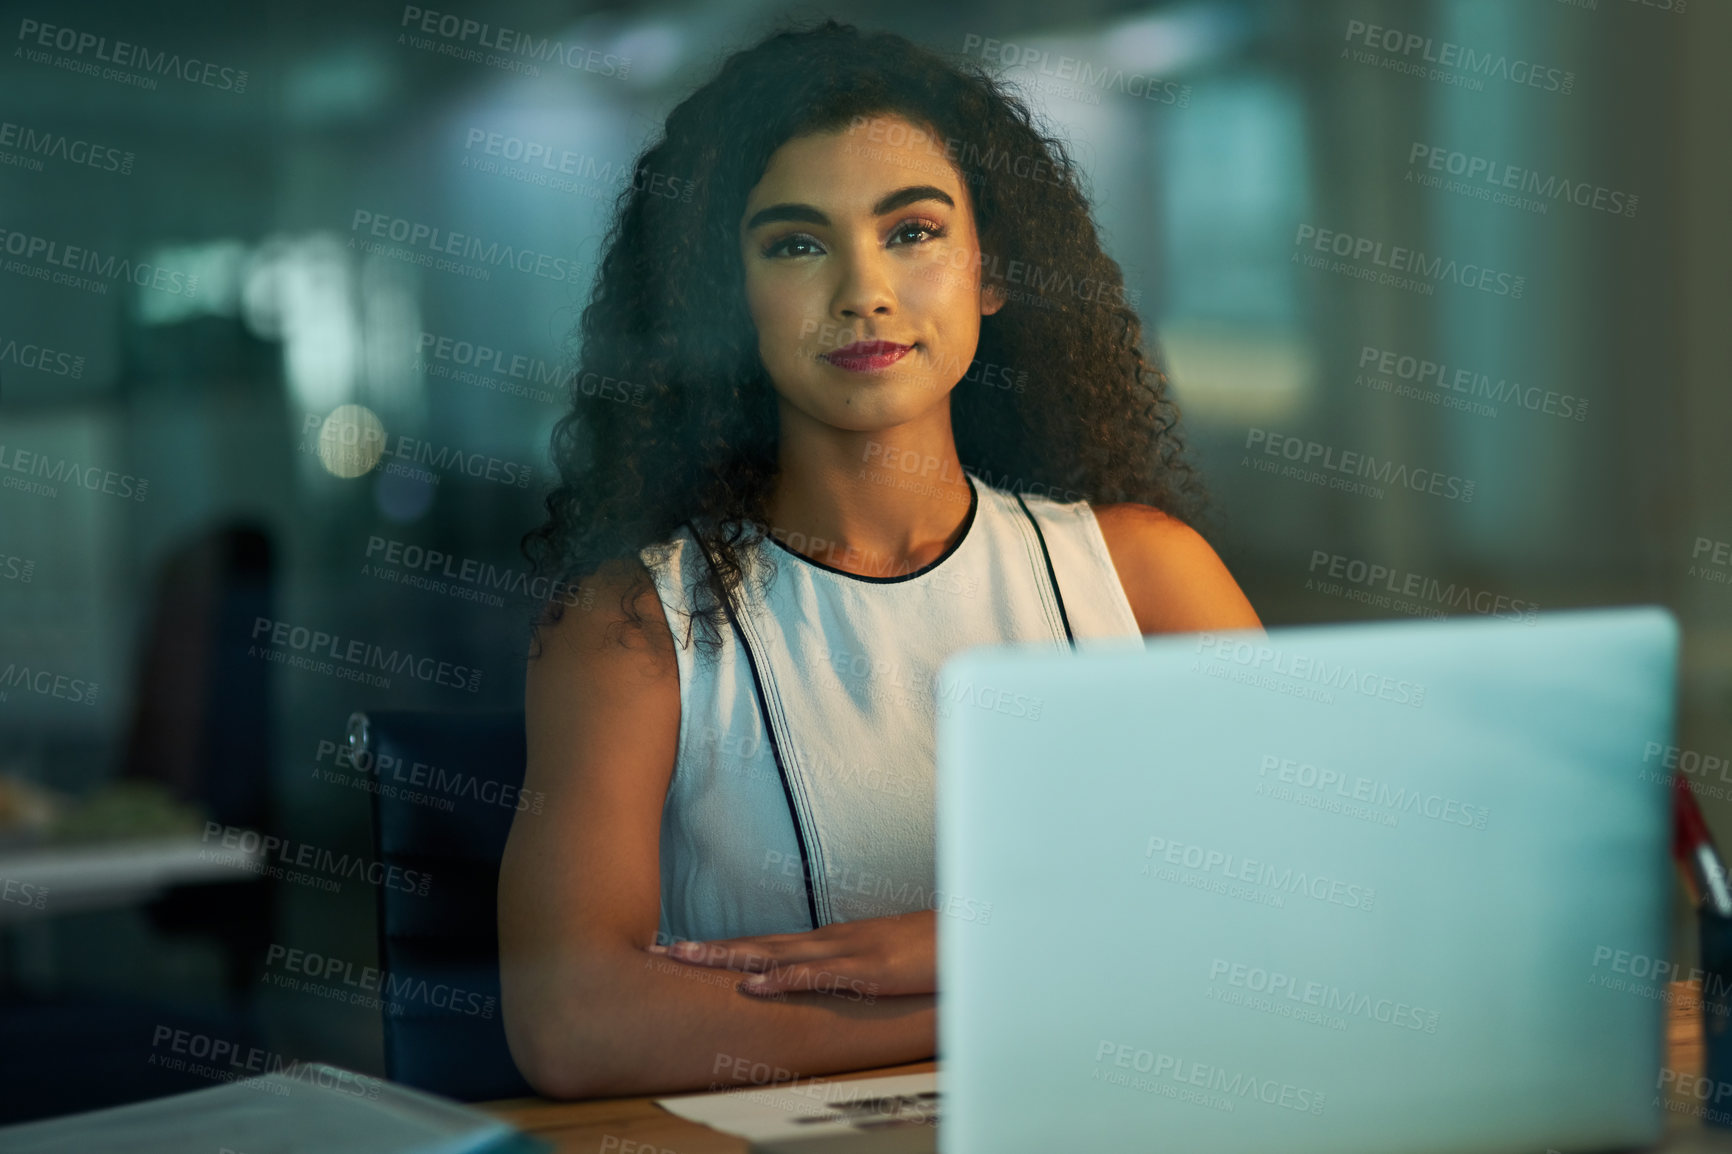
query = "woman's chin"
xmin=775 ymin=375 xmax=947 ymax=431
xmin=823 ymin=389 xmax=947 ymax=431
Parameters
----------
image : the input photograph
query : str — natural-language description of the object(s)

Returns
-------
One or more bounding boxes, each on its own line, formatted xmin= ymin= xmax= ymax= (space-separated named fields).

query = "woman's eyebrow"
xmin=744 ymin=203 xmax=828 ymax=231
xmin=743 ymin=185 xmax=956 ymax=232
xmin=871 ymin=185 xmax=954 ymax=216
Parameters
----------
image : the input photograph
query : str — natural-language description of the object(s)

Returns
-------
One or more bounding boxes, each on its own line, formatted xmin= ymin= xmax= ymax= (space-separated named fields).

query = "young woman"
xmin=500 ymin=20 xmax=1262 ymax=1099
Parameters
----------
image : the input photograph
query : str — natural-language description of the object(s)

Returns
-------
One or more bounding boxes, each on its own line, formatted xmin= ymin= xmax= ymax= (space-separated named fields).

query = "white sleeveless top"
xmin=638 ymin=471 xmax=1142 ymax=944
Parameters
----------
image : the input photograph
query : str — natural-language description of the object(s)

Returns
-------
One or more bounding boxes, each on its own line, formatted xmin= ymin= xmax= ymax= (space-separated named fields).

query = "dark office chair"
xmin=351 ymin=708 xmax=535 ymax=1101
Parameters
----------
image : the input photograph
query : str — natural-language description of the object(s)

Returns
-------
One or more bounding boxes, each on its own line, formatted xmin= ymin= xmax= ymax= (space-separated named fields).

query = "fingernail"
xmin=646 ymin=944 xmax=667 ymax=954
xmin=740 ymin=974 xmax=768 ymax=991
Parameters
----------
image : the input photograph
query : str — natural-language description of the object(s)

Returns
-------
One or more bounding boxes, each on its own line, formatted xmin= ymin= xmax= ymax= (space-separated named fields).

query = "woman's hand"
xmin=648 ymin=909 xmax=937 ymax=1000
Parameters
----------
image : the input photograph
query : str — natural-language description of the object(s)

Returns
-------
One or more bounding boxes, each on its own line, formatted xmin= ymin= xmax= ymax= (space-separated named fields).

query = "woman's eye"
xmin=890 ymin=219 xmax=946 ymax=246
xmin=764 ymin=234 xmax=823 ymax=258
xmin=762 ymin=221 xmax=944 ymax=257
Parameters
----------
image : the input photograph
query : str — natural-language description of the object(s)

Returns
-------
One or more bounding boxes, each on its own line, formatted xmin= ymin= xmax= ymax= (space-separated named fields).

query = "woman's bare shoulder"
xmin=1089 ymin=503 xmax=1263 ymax=636
xmin=523 ymin=558 xmax=681 ymax=782
xmin=525 ymin=554 xmax=684 ymax=674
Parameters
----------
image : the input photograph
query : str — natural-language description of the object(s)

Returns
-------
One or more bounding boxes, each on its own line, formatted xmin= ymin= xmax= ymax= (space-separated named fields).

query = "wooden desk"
xmin=478 ymin=982 xmax=1718 ymax=1153
xmin=484 ymin=1059 xmax=938 ymax=1154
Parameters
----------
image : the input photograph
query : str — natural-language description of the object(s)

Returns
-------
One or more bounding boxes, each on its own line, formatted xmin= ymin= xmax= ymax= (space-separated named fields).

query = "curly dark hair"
xmin=521 ymin=18 xmax=1208 ymax=659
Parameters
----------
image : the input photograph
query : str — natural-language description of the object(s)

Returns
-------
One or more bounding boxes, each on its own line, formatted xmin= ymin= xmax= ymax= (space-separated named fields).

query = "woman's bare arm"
xmin=1092 ymin=504 xmax=1265 ymax=635
xmin=498 ymin=561 xmax=935 ymax=1100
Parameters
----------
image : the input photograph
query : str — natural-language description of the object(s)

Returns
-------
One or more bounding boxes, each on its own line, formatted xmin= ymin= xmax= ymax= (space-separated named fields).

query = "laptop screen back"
xmin=937 ymin=607 xmax=1678 ymax=1154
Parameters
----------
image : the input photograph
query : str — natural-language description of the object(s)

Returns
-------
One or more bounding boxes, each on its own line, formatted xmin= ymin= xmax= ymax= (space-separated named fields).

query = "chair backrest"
xmin=351 ymin=707 xmax=534 ymax=1101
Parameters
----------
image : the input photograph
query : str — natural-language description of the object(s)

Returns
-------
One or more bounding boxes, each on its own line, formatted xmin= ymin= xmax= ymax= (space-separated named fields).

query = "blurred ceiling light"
xmin=283 ymin=43 xmax=396 ymax=124
xmin=1105 ymin=2 xmax=1251 ymax=75
xmin=547 ymin=15 xmax=684 ymax=90
xmin=135 ymin=240 xmax=249 ymax=326
xmin=1157 ymin=318 xmax=1315 ymax=425
xmin=316 ymin=403 xmax=386 ymax=479
xmin=357 ymin=252 xmax=425 ymax=425
xmin=242 ymin=233 xmax=360 ymax=415
xmin=608 ymin=20 xmax=685 ymax=88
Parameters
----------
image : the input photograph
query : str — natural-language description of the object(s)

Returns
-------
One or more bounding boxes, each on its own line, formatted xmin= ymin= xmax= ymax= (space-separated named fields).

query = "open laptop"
xmin=929 ymin=606 xmax=1681 ymax=1154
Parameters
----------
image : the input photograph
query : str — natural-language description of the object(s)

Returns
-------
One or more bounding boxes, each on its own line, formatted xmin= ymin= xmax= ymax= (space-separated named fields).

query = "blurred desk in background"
xmin=0 ymin=835 xmax=262 ymax=924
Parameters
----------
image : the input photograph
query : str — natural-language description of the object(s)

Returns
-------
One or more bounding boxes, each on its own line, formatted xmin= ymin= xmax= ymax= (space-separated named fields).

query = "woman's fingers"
xmin=646 ymin=912 xmax=935 ymax=995
xmin=737 ymin=959 xmax=880 ymax=1002
xmin=657 ymin=931 xmax=850 ymax=972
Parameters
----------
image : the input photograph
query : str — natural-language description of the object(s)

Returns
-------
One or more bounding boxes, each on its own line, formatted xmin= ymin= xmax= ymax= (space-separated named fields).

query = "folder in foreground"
xmin=0 ymin=1063 xmax=547 ymax=1154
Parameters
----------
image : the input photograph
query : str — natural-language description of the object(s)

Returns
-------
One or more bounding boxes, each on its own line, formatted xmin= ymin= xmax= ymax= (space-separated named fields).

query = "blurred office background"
xmin=0 ymin=0 xmax=1724 ymax=1123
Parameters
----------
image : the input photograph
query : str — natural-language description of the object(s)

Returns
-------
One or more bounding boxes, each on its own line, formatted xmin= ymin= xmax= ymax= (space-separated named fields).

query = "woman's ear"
xmin=981 ymin=283 xmax=1006 ymax=317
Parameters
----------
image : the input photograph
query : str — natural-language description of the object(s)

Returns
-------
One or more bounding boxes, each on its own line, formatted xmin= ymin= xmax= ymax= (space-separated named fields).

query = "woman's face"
xmin=738 ymin=113 xmax=1003 ymax=434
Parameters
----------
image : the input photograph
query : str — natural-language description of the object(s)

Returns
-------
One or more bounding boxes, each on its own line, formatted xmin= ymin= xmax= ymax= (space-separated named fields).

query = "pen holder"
xmin=1698 ymin=905 xmax=1732 ymax=1124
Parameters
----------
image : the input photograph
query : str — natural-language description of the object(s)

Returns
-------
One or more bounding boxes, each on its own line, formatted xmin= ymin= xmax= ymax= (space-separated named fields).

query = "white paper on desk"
xmin=655 ymin=1072 xmax=939 ymax=1142
xmin=0 ymin=1063 xmax=520 ymax=1154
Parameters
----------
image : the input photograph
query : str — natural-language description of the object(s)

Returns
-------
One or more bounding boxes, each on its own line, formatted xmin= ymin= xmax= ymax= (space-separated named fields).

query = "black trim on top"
xmin=684 ymin=522 xmax=824 ymax=931
xmin=764 ymin=473 xmax=979 ymax=584
xmin=1013 ymin=493 xmax=1076 ymax=648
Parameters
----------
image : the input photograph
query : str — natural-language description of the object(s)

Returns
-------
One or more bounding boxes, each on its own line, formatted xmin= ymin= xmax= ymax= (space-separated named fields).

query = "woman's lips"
xmin=820 ymin=340 xmax=912 ymax=373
